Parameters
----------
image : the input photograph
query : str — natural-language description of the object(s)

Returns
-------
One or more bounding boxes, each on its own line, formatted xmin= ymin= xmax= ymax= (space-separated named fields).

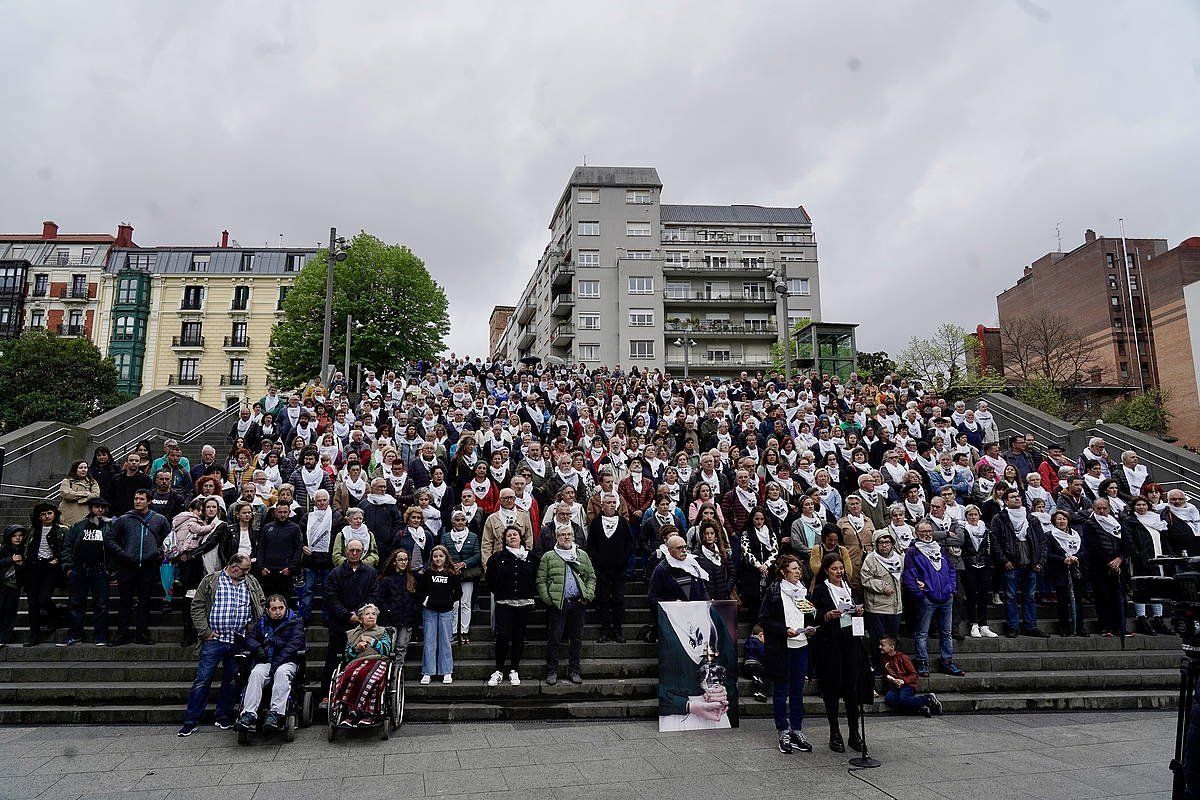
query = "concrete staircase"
xmin=0 ymin=582 xmax=1181 ymax=724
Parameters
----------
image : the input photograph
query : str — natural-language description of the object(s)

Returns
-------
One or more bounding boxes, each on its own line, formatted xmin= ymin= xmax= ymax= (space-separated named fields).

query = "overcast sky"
xmin=3 ymin=1 xmax=1198 ymax=357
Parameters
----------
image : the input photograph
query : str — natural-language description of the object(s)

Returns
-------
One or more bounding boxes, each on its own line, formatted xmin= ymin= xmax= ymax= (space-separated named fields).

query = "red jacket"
xmin=882 ymin=650 xmax=919 ymax=689
xmin=618 ymin=475 xmax=656 ymax=527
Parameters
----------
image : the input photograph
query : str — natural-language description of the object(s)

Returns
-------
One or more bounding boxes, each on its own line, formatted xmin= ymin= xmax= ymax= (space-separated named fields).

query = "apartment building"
xmin=495 ymin=166 xmax=821 ymax=374
xmin=96 ymin=234 xmax=317 ymax=407
xmin=489 ymin=305 xmax=514 ymax=359
xmin=0 ymin=220 xmax=135 ymax=339
xmin=1141 ymin=236 xmax=1200 ymax=445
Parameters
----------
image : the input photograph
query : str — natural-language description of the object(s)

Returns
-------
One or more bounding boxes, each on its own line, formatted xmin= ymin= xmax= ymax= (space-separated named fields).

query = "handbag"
xmin=460 ymin=565 xmax=483 ymax=581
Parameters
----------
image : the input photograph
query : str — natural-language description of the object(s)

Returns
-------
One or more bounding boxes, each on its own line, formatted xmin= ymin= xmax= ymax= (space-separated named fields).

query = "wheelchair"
xmin=232 ymin=648 xmax=315 ymax=744
xmin=326 ymin=626 xmax=405 ymax=741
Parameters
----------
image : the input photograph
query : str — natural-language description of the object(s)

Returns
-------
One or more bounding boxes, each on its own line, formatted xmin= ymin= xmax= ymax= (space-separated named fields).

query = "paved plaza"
xmin=0 ymin=711 xmax=1173 ymax=800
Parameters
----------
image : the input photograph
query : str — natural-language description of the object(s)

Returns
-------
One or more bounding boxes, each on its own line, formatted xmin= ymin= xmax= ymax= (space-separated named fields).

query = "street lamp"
xmin=774 ymin=267 xmax=791 ymax=383
xmin=345 ymin=314 xmax=365 ymax=393
xmin=320 ymin=228 xmax=350 ymax=384
xmin=672 ymin=329 xmax=698 ymax=379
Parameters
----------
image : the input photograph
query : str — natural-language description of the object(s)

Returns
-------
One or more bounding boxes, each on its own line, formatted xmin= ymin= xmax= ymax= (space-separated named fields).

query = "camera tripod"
xmin=1171 ymin=649 xmax=1200 ymax=800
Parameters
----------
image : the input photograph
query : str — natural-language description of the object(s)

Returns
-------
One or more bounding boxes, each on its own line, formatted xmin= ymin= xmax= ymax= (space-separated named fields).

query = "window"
xmin=578 ymin=221 xmax=600 ymax=236
xmin=230 ymin=357 xmax=246 ymax=380
xmin=704 ymin=253 xmax=728 ymax=270
xmin=179 ymin=358 xmax=200 ymax=382
xmin=0 ymin=267 xmax=21 ymax=293
xmin=744 ymin=313 xmax=770 ymax=332
xmin=117 ymin=277 xmax=138 ymax=304
xmin=578 ymin=280 xmax=600 ymax=299
xmin=787 ymin=278 xmax=811 ymax=295
xmin=629 ymin=309 xmax=654 ymax=327
xmin=68 ymin=309 xmax=83 ymax=328
xmin=1108 ymin=274 xmax=1118 ymax=289
xmin=665 ymin=281 xmax=689 ymax=299
xmin=793 ymin=309 xmax=813 ymax=319
xmin=114 ymin=316 xmax=138 ymax=341
xmin=577 ymin=250 xmax=600 ymax=267
xmin=626 ymin=250 xmax=652 ymax=260
xmin=777 ymin=232 xmax=806 ymax=243
xmin=626 ymin=221 xmax=651 ymax=237
xmin=231 ymin=321 xmax=248 ymax=345
xmin=71 ymin=274 xmax=87 ymax=295
xmin=626 ymin=190 xmax=652 ymax=204
xmin=628 ymin=276 xmax=654 ymax=295
xmin=10 ymin=245 xmax=24 ymax=258
xmin=706 ymin=349 xmax=732 ymax=362
xmin=579 ymin=313 xmax=600 ymax=330
xmin=741 ymin=255 xmax=765 ymax=269
xmin=1129 ymin=274 xmax=1139 ymax=291
xmin=181 ymin=321 xmax=203 ymax=345
xmin=1110 ymin=296 xmax=1120 ymax=307
xmin=190 ymin=254 xmax=210 ymax=272
xmin=665 ymin=251 xmax=688 ymax=267
xmin=737 ymin=232 xmax=763 ymax=242
xmin=277 ymin=287 xmax=289 ymax=310
xmin=54 ymin=247 xmax=70 ymax=265
xmin=182 ymin=286 xmax=204 ymax=310
xmin=240 ymin=253 xmax=255 ymax=272
xmin=1105 ymin=254 xmax=1115 ymax=267
xmin=743 ymin=282 xmax=768 ymax=300
xmin=1114 ymin=319 xmax=1123 ymax=329
xmin=1127 ymin=254 xmax=1136 ymax=269
xmin=1117 ymin=341 xmax=1126 ymax=354
xmin=232 ymin=285 xmax=250 ymax=310
xmin=0 ymin=308 xmax=9 ymax=326
xmin=287 ymin=253 xmax=307 ymax=272
xmin=127 ymin=253 xmax=157 ymax=271
xmin=578 ymin=344 xmax=600 ymax=361
xmin=29 ymin=310 xmax=44 ymax=328
xmin=113 ymin=353 xmax=131 ymax=381
xmin=577 ymin=188 xmax=599 ymax=204
xmin=629 ymin=340 xmax=654 ymax=359
xmin=662 ymin=228 xmax=685 ymax=242
xmin=33 ymin=274 xmax=48 ymax=296
xmin=81 ymin=248 xmax=94 ymax=263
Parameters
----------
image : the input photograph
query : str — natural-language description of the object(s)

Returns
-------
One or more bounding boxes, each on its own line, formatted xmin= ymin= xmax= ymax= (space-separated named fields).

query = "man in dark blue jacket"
xmin=106 ymin=490 xmax=170 ymax=645
xmin=236 ymin=594 xmax=305 ymax=732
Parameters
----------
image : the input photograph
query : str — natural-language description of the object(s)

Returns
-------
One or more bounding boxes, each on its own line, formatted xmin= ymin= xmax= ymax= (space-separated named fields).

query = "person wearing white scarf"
xmin=1082 ymin=497 xmax=1132 ymax=637
xmin=904 ymin=521 xmax=964 ymax=675
xmin=1166 ymin=491 xmax=1200 ymax=551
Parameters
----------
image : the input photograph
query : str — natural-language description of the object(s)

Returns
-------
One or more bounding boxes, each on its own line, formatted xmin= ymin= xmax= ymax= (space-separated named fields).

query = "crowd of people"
xmin=4 ymin=354 xmax=1195 ymax=746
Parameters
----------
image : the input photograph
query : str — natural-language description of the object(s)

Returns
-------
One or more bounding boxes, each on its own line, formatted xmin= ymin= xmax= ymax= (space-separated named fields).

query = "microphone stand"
xmin=848 ymin=633 xmax=881 ymax=769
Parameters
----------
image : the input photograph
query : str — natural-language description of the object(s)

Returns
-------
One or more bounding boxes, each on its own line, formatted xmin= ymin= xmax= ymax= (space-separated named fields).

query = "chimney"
xmin=220 ymin=230 xmax=229 ymax=248
xmin=115 ymin=223 xmax=134 ymax=248
xmin=1023 ymin=265 xmax=1032 ymax=276
xmin=1084 ymin=229 xmax=1097 ymax=244
xmin=42 ymin=220 xmax=58 ymax=240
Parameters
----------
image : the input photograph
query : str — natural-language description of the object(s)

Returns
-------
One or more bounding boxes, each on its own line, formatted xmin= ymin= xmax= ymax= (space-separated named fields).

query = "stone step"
xmin=0 ymin=686 xmax=1175 ymax=724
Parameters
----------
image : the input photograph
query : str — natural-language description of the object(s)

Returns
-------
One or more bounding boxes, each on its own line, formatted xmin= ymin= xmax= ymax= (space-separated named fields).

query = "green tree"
xmin=1015 ymin=377 xmax=1067 ymax=419
xmin=899 ymin=323 xmax=1003 ymax=400
xmin=1104 ymin=389 xmax=1173 ymax=437
xmin=855 ymin=350 xmax=897 ymax=382
xmin=0 ymin=330 xmax=124 ymax=432
xmin=267 ymin=232 xmax=450 ymax=387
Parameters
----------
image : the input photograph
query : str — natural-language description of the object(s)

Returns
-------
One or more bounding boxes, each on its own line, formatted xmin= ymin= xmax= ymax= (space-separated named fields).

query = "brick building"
xmin=1142 ymin=237 xmax=1200 ymax=445
xmin=488 ymin=305 xmax=514 ymax=359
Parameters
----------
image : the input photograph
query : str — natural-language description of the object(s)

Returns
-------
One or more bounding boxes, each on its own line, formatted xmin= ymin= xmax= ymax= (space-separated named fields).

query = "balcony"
xmin=42 ymin=255 xmax=95 ymax=266
xmin=223 ymin=335 xmax=251 ymax=349
xmin=0 ymin=284 xmax=24 ymax=297
xmin=551 ymin=292 xmax=575 ymax=317
xmin=220 ymin=375 xmax=248 ymax=387
xmin=661 ymin=232 xmax=815 ymax=245
xmin=168 ymin=375 xmax=203 ymax=387
xmin=662 ymin=260 xmax=773 ymax=277
xmin=56 ymin=285 xmax=91 ymax=301
xmin=171 ymin=335 xmax=205 ymax=349
xmin=516 ymin=301 xmax=536 ymax=324
xmin=551 ymin=261 xmax=575 ymax=288
xmin=551 ymin=322 xmax=575 ymax=347
xmin=662 ymin=291 xmax=773 ymax=307
xmin=516 ymin=329 xmax=536 ymax=349
xmin=56 ymin=324 xmax=85 ymax=337
xmin=664 ymin=355 xmax=774 ymax=370
xmin=664 ymin=322 xmax=778 ymax=338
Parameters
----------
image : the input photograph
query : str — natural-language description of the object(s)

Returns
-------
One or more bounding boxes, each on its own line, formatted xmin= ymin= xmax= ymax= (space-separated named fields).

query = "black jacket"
xmin=254 ymin=518 xmax=303 ymax=573
xmin=757 ymin=581 xmax=804 ymax=683
xmin=1080 ymin=515 xmax=1133 ymax=574
xmin=484 ymin=548 xmax=537 ymax=602
xmin=323 ymin=562 xmax=377 ymax=630
xmin=988 ymin=511 xmax=1047 ymax=570
xmin=108 ymin=472 xmax=153 ymax=517
xmin=1123 ymin=516 xmax=1177 ymax=577
xmin=584 ymin=516 xmax=635 ymax=571
xmin=375 ymin=572 xmax=421 ymax=628
xmin=1044 ymin=529 xmax=1088 ymax=586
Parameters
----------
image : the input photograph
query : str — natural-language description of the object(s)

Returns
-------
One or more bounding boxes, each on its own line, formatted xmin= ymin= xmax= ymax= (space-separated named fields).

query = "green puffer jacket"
xmin=536 ymin=549 xmax=597 ymax=609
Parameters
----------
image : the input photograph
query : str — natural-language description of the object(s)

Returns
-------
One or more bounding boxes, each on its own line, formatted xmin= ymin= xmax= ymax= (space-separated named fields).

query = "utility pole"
xmin=774 ymin=265 xmax=792 ymax=382
xmin=321 ymin=226 xmax=336 ymax=384
xmin=344 ymin=313 xmax=352 ymax=390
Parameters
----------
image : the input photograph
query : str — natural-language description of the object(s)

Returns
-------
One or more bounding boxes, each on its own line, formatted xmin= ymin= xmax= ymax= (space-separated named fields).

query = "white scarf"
xmin=667 ymin=551 xmax=709 ymax=581
xmin=489 ymin=464 xmax=509 ymax=483
xmin=449 ymin=527 xmax=469 ymax=548
xmin=1168 ymin=502 xmax=1200 ymax=535
xmin=914 ymin=538 xmax=943 ymax=568
xmin=890 ymin=523 xmax=915 ymax=551
xmin=868 ymin=548 xmax=903 ymax=579
xmin=471 ymin=478 xmax=491 ymax=499
xmin=554 ymin=544 xmax=578 ymax=563
xmin=407 ymin=525 xmax=427 ymax=548
xmin=342 ymin=524 xmax=371 ymax=549
xmin=342 ymin=474 xmax=367 ymax=499
xmin=825 ymin=579 xmax=854 ymax=608
xmin=365 ymin=492 xmax=396 ymax=507
xmin=1107 ymin=494 xmax=1126 ymax=516
xmin=845 ymin=513 xmax=865 ymax=532
xmin=754 ymin=525 xmax=773 ymax=548
xmin=1092 ymin=512 xmax=1122 ymax=538
xmin=299 ymin=465 xmax=324 ymax=494
xmin=859 ymin=490 xmax=880 ymax=508
xmin=701 ymin=544 xmax=722 ymax=566
xmin=600 ymin=515 xmax=619 ymax=538
xmin=1123 ymin=464 xmax=1148 ymax=496
xmin=736 ymin=487 xmax=758 ymax=512
xmin=236 ymin=418 xmax=253 ymax=437
xmin=1006 ymin=506 xmax=1029 ymax=542
xmin=461 ymin=504 xmax=479 ymax=523
xmin=780 ymin=577 xmax=807 ymax=604
xmin=305 ymin=508 xmax=332 ymax=551
xmin=1051 ymin=525 xmax=1082 ymax=557
xmin=1083 ymin=473 xmax=1104 ymax=495
xmin=883 ymin=462 xmax=907 ymax=484
xmin=904 ymin=500 xmax=926 ymax=519
xmin=427 ymin=481 xmax=448 ymax=507
xmin=766 ymin=498 xmax=789 ymax=520
xmin=506 ymin=545 xmax=528 ymax=561
xmin=1137 ymin=511 xmax=1168 ymax=532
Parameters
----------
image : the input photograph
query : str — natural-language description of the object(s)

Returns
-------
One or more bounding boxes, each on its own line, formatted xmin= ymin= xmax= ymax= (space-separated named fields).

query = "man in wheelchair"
xmin=235 ymin=594 xmax=306 ymax=733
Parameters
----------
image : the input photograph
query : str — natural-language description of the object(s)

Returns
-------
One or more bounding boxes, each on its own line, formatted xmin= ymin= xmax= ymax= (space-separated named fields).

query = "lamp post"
xmin=320 ymin=227 xmax=349 ymax=383
xmin=672 ymin=324 xmax=698 ymax=379
xmin=774 ymin=266 xmax=792 ymax=383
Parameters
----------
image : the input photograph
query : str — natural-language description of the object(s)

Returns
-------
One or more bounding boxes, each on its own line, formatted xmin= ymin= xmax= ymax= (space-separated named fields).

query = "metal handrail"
xmin=1088 ymin=426 xmax=1200 ymax=483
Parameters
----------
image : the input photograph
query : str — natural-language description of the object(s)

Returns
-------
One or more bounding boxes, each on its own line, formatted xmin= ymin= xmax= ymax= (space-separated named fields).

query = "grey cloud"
xmin=1 ymin=0 xmax=1197 ymax=358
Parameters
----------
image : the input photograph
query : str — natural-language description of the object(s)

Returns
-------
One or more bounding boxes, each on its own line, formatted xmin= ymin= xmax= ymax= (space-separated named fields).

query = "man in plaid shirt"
xmin=178 ymin=554 xmax=266 ymax=736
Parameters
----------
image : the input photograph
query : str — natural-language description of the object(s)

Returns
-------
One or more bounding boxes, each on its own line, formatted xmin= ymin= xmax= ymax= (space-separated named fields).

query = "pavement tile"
xmin=75 ymin=791 xmax=170 ymax=800
xmin=0 ymin=774 xmax=61 ymax=800
xmin=134 ymin=766 xmax=226 ymax=790
xmin=500 ymin=763 xmax=586 ymax=789
xmin=0 ymin=756 xmax=51 ymax=777
xmin=340 ymin=775 xmax=426 ymax=799
xmin=424 ymin=768 xmax=508 ymax=796
xmin=381 ymin=750 xmax=462 ymax=774
xmin=116 ymin=751 xmax=209 ymax=771
xmin=219 ymin=761 xmax=310 ymax=785
xmin=48 ymin=769 xmax=153 ymax=796
xmin=249 ymin=778 xmax=341 ymax=800
xmin=165 ymin=788 xmax=258 ymax=800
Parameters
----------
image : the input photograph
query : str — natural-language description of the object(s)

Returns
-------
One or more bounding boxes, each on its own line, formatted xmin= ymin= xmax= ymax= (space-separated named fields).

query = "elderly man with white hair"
xmin=1114 ymin=450 xmax=1150 ymax=501
xmin=975 ymin=401 xmax=998 ymax=446
xmin=1163 ymin=489 xmax=1200 ymax=556
xmin=1077 ymin=437 xmax=1116 ymax=480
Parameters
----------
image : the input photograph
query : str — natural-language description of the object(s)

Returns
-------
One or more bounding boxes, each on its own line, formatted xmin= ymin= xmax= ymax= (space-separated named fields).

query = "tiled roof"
xmin=660 ymin=204 xmax=811 ymax=225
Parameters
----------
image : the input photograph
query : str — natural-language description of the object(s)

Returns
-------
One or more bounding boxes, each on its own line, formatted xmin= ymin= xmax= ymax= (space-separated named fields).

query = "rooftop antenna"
xmin=279 ymin=233 xmax=284 ymax=248
xmin=1056 ymin=221 xmax=1062 ymax=252
xmin=583 ymin=154 xmax=587 ymax=166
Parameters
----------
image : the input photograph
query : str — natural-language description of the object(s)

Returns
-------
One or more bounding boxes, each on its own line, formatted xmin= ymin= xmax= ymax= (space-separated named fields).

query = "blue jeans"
xmin=772 ymin=645 xmax=808 ymax=732
xmin=298 ymin=567 xmax=329 ymax=623
xmin=914 ymin=596 xmax=954 ymax=667
xmin=1133 ymin=602 xmax=1164 ymax=618
xmin=1004 ymin=567 xmax=1039 ymax=631
xmin=421 ymin=608 xmax=455 ymax=676
xmin=184 ymin=638 xmax=240 ymax=725
xmin=885 ymin=685 xmax=930 ymax=712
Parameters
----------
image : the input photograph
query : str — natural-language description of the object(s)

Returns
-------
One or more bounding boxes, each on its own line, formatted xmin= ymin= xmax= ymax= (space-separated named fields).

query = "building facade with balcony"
xmin=494 ymin=166 xmax=821 ymax=374
xmin=96 ymin=239 xmax=317 ymax=407
xmin=0 ymin=220 xmax=135 ymax=340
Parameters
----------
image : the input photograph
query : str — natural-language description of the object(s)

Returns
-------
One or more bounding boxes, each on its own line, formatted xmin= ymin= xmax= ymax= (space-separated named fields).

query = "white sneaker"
xmin=419 ymin=674 xmax=431 ymax=685
xmin=487 ymin=670 xmax=503 ymax=687
xmin=508 ymin=670 xmax=521 ymax=686
xmin=970 ymin=624 xmax=982 ymax=638
xmin=443 ymin=674 xmax=453 ymax=684
xmin=979 ymin=625 xmax=999 ymax=638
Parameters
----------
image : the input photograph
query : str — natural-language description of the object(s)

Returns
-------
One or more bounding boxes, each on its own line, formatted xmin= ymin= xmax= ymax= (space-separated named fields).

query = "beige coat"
xmin=859 ymin=552 xmax=903 ymax=614
xmin=58 ymin=477 xmax=100 ymax=528
xmin=481 ymin=509 xmax=533 ymax=564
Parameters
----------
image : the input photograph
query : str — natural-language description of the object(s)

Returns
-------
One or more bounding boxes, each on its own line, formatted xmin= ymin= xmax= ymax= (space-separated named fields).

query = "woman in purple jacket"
xmin=902 ymin=520 xmax=965 ymax=678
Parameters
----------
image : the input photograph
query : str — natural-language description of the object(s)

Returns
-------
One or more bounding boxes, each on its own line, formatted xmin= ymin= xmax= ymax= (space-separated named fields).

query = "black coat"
xmin=811 ymin=581 xmax=872 ymax=701
xmin=1080 ymin=516 xmax=1133 ymax=577
xmin=1044 ymin=528 xmax=1088 ymax=586
xmin=584 ymin=516 xmax=635 ymax=572
xmin=1123 ymin=517 xmax=1177 ymax=577
xmin=756 ymin=581 xmax=805 ymax=683
xmin=695 ymin=549 xmax=735 ymax=601
xmin=988 ymin=511 xmax=1048 ymax=570
xmin=484 ymin=548 xmax=537 ymax=602
xmin=375 ymin=573 xmax=421 ymax=628
xmin=323 ymin=562 xmax=377 ymax=630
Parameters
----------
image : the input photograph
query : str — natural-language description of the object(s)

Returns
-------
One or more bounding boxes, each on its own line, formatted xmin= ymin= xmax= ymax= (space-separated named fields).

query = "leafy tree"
xmin=0 ymin=330 xmax=124 ymax=432
xmin=1104 ymin=389 xmax=1173 ymax=438
xmin=899 ymin=323 xmax=1003 ymax=400
xmin=855 ymin=350 xmax=897 ymax=382
xmin=1015 ymin=377 xmax=1067 ymax=419
xmin=267 ymin=232 xmax=450 ymax=387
